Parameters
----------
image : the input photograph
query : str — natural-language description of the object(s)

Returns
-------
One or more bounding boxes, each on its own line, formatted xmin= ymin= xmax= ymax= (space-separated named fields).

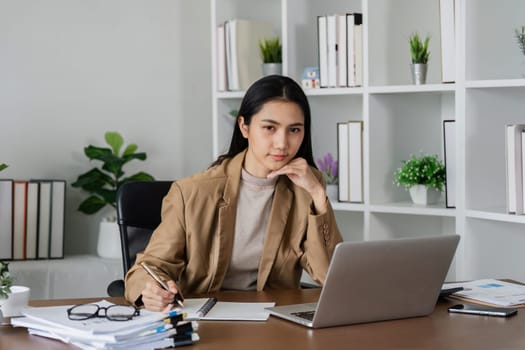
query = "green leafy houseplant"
xmin=409 ymin=33 xmax=430 ymax=64
xmin=393 ymin=154 xmax=446 ymax=192
xmin=0 ymin=261 xmax=13 ymax=299
xmin=72 ymin=131 xmax=155 ymax=215
xmin=258 ymin=37 xmax=282 ymax=63
xmin=0 ymin=163 xmax=7 ymax=172
xmin=515 ymin=26 xmax=525 ymax=55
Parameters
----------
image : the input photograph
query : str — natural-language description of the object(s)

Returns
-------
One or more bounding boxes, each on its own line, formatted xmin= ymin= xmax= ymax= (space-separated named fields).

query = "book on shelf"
xmin=12 ymin=180 xmax=28 ymax=260
xmin=49 ymin=180 xmax=65 ymax=258
xmin=337 ymin=121 xmax=364 ymax=203
xmin=346 ymin=13 xmax=356 ymax=87
xmin=336 ymin=14 xmax=347 ymax=87
xmin=0 ymin=179 xmax=13 ymax=260
xmin=522 ymin=130 xmax=525 ymax=213
xmin=224 ymin=19 xmax=274 ymax=91
xmin=439 ymin=0 xmax=455 ymax=83
xmin=25 ymin=181 xmax=40 ymax=259
xmin=337 ymin=122 xmax=349 ymax=201
xmin=37 ymin=180 xmax=52 ymax=259
xmin=319 ymin=12 xmax=363 ymax=88
xmin=326 ymin=14 xmax=337 ymax=87
xmin=317 ymin=15 xmax=328 ymax=88
xmin=505 ymin=124 xmax=525 ymax=214
xmin=0 ymin=178 xmax=66 ymax=260
xmin=349 ymin=13 xmax=363 ymax=87
xmin=443 ymin=120 xmax=456 ymax=208
xmin=216 ymin=23 xmax=227 ymax=92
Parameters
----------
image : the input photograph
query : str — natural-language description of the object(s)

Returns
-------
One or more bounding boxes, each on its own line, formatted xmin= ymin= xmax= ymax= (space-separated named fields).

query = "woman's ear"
xmin=238 ymin=116 xmax=249 ymax=138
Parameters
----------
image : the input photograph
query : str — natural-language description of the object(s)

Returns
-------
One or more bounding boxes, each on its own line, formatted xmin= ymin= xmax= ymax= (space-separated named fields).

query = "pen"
xmin=140 ymin=262 xmax=184 ymax=307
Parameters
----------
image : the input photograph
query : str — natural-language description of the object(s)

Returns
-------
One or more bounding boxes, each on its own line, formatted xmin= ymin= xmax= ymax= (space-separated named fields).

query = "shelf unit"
xmin=211 ymin=0 xmax=525 ymax=282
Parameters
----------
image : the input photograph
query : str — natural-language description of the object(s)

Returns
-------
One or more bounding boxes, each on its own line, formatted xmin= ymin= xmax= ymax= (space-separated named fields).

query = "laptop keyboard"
xmin=291 ymin=311 xmax=315 ymax=321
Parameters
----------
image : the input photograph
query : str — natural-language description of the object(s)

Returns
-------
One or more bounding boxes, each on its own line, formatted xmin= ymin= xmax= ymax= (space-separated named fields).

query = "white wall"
xmin=0 ymin=0 xmax=212 ymax=254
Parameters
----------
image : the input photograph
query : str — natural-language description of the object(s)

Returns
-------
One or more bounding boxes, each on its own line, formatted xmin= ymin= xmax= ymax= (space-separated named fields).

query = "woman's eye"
xmin=263 ymin=125 xmax=275 ymax=131
xmin=290 ymin=127 xmax=302 ymax=133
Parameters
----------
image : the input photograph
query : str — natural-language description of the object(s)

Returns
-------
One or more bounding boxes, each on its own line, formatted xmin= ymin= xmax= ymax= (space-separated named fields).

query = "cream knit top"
xmin=221 ymin=168 xmax=277 ymax=290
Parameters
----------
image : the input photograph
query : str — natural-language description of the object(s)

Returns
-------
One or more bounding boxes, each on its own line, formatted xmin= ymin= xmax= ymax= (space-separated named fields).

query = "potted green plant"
xmin=409 ymin=33 xmax=430 ymax=84
xmin=515 ymin=26 xmax=525 ymax=55
xmin=393 ymin=153 xmax=446 ymax=205
xmin=258 ymin=37 xmax=282 ymax=76
xmin=515 ymin=26 xmax=525 ymax=76
xmin=72 ymin=131 xmax=155 ymax=258
xmin=0 ymin=261 xmax=13 ymax=301
xmin=316 ymin=152 xmax=338 ymax=201
xmin=0 ymin=164 xmax=7 ymax=172
xmin=0 ymin=262 xmax=30 ymax=319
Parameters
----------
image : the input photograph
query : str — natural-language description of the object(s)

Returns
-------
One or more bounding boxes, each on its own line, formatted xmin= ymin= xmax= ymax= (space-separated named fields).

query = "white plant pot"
xmin=409 ymin=185 xmax=441 ymax=205
xmin=0 ymin=285 xmax=30 ymax=318
xmin=326 ymin=184 xmax=338 ymax=202
xmin=97 ymin=220 xmax=122 ymax=259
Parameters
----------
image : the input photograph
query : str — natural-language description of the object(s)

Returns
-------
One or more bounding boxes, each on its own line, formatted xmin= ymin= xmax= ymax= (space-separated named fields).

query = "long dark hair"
xmin=211 ymin=75 xmax=317 ymax=169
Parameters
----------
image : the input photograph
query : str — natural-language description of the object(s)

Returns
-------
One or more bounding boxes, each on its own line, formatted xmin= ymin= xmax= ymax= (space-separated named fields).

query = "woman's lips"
xmin=270 ymin=154 xmax=286 ymax=161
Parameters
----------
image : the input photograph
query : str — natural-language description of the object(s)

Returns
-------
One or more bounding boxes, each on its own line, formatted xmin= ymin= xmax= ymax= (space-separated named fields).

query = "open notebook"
xmin=178 ymin=298 xmax=275 ymax=321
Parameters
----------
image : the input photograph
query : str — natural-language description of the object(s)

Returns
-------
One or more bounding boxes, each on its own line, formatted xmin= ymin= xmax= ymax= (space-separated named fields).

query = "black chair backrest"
xmin=116 ymin=181 xmax=173 ymax=276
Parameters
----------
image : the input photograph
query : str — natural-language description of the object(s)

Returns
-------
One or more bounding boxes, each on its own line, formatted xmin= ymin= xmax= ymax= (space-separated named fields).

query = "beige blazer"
xmin=125 ymin=150 xmax=343 ymax=305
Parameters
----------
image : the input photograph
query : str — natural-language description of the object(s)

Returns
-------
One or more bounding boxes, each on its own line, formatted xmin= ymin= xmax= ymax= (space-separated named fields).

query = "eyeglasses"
xmin=67 ymin=303 xmax=140 ymax=321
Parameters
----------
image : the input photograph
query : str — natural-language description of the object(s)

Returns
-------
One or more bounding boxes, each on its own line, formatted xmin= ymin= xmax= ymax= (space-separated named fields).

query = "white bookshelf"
xmin=211 ymin=0 xmax=525 ymax=282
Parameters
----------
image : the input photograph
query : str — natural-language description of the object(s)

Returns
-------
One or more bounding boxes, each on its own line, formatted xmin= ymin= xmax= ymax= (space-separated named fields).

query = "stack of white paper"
xmin=12 ymin=300 xmax=199 ymax=350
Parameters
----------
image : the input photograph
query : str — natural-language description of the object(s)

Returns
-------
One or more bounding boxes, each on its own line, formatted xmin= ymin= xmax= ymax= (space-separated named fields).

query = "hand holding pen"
xmin=140 ymin=262 xmax=185 ymax=311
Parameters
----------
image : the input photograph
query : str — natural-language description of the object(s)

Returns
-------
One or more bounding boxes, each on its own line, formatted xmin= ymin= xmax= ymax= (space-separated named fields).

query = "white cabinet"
xmin=211 ymin=0 xmax=525 ymax=282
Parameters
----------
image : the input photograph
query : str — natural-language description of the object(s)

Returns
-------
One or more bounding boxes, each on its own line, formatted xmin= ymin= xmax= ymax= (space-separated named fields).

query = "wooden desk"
xmin=1 ymin=289 xmax=525 ymax=349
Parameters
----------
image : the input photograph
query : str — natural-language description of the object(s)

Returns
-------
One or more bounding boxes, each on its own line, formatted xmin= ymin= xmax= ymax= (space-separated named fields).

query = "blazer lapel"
xmin=208 ymin=153 xmax=243 ymax=291
xmin=257 ymin=177 xmax=293 ymax=290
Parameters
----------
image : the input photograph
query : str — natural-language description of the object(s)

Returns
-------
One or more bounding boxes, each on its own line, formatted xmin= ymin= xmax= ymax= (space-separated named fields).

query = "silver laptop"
xmin=266 ymin=234 xmax=460 ymax=328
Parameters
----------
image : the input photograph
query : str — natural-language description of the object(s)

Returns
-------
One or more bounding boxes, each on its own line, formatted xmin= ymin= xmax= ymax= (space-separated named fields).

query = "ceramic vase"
xmin=409 ymin=185 xmax=441 ymax=205
xmin=326 ymin=184 xmax=338 ymax=202
xmin=97 ymin=220 xmax=122 ymax=259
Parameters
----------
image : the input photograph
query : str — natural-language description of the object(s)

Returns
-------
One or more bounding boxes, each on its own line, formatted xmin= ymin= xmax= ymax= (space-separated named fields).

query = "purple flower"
xmin=316 ymin=152 xmax=338 ymax=184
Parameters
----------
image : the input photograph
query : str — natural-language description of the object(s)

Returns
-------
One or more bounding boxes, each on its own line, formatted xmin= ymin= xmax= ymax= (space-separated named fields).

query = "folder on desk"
xmin=443 ymin=279 xmax=525 ymax=308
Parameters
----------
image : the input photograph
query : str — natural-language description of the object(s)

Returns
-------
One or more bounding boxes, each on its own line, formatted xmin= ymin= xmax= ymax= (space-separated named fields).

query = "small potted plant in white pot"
xmin=258 ymin=37 xmax=282 ymax=76
xmin=0 ymin=261 xmax=30 ymax=320
xmin=316 ymin=152 xmax=338 ymax=202
xmin=72 ymin=131 xmax=155 ymax=259
xmin=393 ymin=153 xmax=446 ymax=205
xmin=409 ymin=33 xmax=430 ymax=84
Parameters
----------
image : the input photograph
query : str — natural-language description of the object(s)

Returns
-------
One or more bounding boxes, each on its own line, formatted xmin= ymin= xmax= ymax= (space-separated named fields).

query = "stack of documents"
xmin=443 ymin=279 xmax=525 ymax=307
xmin=12 ymin=300 xmax=199 ymax=350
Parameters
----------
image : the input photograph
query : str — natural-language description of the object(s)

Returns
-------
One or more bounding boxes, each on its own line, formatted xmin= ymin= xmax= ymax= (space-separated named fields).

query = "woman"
xmin=125 ymin=75 xmax=343 ymax=311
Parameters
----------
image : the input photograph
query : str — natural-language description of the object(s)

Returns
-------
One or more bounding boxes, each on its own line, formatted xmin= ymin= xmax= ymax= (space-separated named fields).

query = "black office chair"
xmin=106 ymin=180 xmax=173 ymax=297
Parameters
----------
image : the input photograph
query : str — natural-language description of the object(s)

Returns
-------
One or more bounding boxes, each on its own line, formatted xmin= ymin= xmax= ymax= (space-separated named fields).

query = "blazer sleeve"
xmin=299 ymin=176 xmax=343 ymax=285
xmin=124 ymin=182 xmax=187 ymax=306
